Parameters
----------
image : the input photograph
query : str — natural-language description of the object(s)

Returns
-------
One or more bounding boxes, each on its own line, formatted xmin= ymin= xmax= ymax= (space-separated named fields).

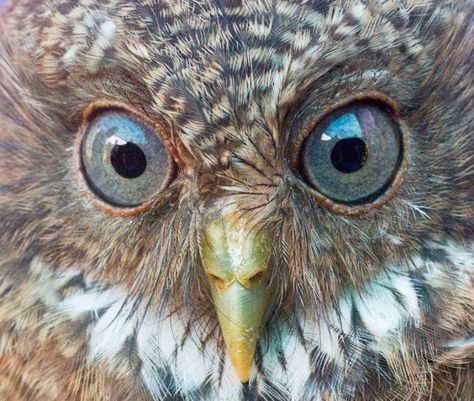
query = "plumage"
xmin=0 ymin=0 xmax=472 ymax=400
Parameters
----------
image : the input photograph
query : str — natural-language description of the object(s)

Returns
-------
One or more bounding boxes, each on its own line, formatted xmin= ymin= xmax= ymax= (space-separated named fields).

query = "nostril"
xmin=208 ymin=273 xmax=227 ymax=290
xmin=238 ymin=270 xmax=268 ymax=289
xmin=248 ymin=271 xmax=265 ymax=284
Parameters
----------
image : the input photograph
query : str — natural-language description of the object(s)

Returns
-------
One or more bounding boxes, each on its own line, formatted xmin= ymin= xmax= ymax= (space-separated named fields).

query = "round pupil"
xmin=330 ymin=138 xmax=368 ymax=174
xmin=110 ymin=142 xmax=147 ymax=179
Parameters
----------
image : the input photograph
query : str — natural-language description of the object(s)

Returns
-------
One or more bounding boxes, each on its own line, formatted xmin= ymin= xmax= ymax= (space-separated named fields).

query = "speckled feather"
xmin=0 ymin=1 xmax=473 ymax=400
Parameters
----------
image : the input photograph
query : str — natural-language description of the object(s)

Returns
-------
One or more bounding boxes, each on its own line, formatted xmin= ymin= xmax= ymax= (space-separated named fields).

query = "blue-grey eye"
xmin=301 ymin=102 xmax=403 ymax=204
xmin=80 ymin=109 xmax=172 ymax=207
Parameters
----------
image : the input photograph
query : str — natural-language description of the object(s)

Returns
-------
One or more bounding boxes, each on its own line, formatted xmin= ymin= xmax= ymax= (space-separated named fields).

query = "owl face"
xmin=0 ymin=1 xmax=472 ymax=400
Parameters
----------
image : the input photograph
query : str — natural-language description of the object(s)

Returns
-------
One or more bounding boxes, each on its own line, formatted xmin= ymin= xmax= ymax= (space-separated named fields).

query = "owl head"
xmin=0 ymin=0 xmax=472 ymax=398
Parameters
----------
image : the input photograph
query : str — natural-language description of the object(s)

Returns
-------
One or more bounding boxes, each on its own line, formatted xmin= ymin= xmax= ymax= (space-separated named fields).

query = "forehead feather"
xmin=1 ymin=0 xmax=467 ymax=160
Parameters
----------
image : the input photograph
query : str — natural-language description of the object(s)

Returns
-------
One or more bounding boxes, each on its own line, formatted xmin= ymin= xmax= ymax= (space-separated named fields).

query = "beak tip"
xmin=234 ymin=362 xmax=252 ymax=383
xmin=228 ymin=348 xmax=254 ymax=383
xmin=225 ymin=336 xmax=257 ymax=383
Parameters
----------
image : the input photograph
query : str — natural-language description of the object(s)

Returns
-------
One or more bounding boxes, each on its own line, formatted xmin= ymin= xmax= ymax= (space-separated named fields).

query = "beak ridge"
xmin=199 ymin=212 xmax=272 ymax=382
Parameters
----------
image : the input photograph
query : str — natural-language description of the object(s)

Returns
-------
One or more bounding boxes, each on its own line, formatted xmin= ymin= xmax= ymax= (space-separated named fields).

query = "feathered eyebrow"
xmin=344 ymin=68 xmax=388 ymax=82
xmin=270 ymin=59 xmax=384 ymax=116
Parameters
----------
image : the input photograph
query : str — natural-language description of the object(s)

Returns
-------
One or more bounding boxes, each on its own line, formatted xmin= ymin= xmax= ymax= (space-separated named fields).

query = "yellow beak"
xmin=199 ymin=212 xmax=272 ymax=382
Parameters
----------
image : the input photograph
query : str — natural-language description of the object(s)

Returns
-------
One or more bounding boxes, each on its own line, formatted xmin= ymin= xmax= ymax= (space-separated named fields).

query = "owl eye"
xmin=300 ymin=101 xmax=403 ymax=205
xmin=80 ymin=109 xmax=173 ymax=207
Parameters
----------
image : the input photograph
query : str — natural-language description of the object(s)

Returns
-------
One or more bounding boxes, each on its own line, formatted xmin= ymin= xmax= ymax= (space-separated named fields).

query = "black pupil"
xmin=330 ymin=138 xmax=368 ymax=174
xmin=110 ymin=142 xmax=147 ymax=179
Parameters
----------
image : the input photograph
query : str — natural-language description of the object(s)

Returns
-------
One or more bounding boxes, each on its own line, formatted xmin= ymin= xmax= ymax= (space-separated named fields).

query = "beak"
xmin=199 ymin=212 xmax=272 ymax=383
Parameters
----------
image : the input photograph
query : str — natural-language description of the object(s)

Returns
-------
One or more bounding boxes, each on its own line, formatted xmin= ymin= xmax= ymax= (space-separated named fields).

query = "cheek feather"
xmin=18 ymin=241 xmax=471 ymax=401
xmin=88 ymin=299 xmax=136 ymax=361
xmin=352 ymin=274 xmax=421 ymax=339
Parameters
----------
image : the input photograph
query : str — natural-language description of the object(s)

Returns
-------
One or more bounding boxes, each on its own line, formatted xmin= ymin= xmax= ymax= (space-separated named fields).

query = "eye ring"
xmin=74 ymin=100 xmax=179 ymax=216
xmin=290 ymin=92 xmax=408 ymax=215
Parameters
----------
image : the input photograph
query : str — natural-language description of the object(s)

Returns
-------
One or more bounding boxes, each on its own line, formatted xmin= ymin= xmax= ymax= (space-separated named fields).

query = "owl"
xmin=0 ymin=0 xmax=472 ymax=400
